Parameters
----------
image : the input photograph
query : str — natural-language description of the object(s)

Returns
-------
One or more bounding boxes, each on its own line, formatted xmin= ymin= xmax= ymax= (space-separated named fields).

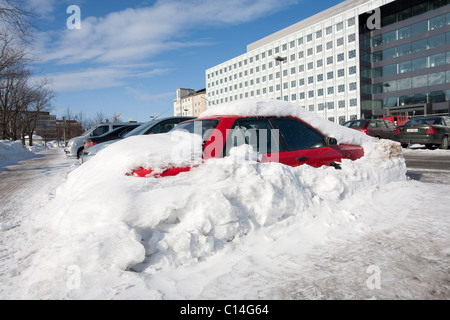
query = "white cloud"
xmin=36 ymin=65 xmax=172 ymax=92
xmin=36 ymin=0 xmax=299 ymax=65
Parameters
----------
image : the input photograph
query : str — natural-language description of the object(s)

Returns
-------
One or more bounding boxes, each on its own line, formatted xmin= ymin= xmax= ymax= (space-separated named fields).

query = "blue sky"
xmin=27 ymin=0 xmax=343 ymax=122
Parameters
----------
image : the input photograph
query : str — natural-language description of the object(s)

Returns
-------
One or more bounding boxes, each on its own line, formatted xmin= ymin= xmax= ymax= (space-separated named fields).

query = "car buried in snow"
xmin=130 ymin=115 xmax=365 ymax=178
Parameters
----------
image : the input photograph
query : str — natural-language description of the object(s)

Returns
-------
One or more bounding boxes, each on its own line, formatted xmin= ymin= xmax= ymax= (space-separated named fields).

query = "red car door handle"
xmin=296 ymin=156 xmax=308 ymax=162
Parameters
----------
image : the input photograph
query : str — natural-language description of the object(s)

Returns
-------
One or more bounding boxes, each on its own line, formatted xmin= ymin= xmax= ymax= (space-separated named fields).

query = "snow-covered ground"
xmin=0 ymin=100 xmax=449 ymax=300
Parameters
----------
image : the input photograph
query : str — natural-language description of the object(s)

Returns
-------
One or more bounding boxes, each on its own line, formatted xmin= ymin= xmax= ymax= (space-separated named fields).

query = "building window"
xmin=348 ymin=33 xmax=356 ymax=43
xmin=349 ymin=66 xmax=357 ymax=75
xmin=338 ymin=69 xmax=345 ymax=77
xmin=326 ymin=41 xmax=333 ymax=50
xmin=338 ymin=100 xmax=345 ymax=109
xmin=317 ymin=74 xmax=323 ymax=82
xmin=350 ymin=99 xmax=357 ymax=107
xmin=337 ymin=37 xmax=344 ymax=46
xmin=327 ymin=86 xmax=334 ymax=95
xmin=348 ymin=50 xmax=356 ymax=59
xmin=349 ymin=82 xmax=357 ymax=91
xmin=307 ymin=34 xmax=313 ymax=42
xmin=318 ymin=88 xmax=324 ymax=96
xmin=327 ymin=71 xmax=334 ymax=80
xmin=317 ymin=59 xmax=323 ymax=68
xmin=337 ymin=53 xmax=345 ymax=62
xmin=338 ymin=84 xmax=345 ymax=93
xmin=316 ymin=30 xmax=322 ymax=39
xmin=348 ymin=17 xmax=355 ymax=27
xmin=326 ymin=26 xmax=332 ymax=35
xmin=336 ymin=22 xmax=343 ymax=31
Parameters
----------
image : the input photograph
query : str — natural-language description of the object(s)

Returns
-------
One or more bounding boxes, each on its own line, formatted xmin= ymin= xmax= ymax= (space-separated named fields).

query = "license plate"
xmin=407 ymin=129 xmax=419 ymax=133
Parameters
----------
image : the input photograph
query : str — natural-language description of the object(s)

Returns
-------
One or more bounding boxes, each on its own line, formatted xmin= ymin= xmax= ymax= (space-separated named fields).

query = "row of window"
xmin=208 ymin=67 xmax=358 ymax=98
xmin=208 ymin=83 xmax=359 ymax=105
xmin=364 ymin=51 xmax=450 ymax=80
xmin=367 ymin=12 xmax=450 ymax=48
xmin=362 ymin=31 xmax=450 ymax=65
xmin=208 ymin=50 xmax=357 ymax=88
xmin=374 ymin=0 xmax=449 ymax=30
xmin=364 ymin=70 xmax=450 ymax=95
xmin=379 ymin=89 xmax=450 ymax=108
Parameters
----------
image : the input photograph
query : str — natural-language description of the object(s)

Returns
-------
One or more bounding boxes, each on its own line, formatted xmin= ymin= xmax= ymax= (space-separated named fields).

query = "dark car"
xmin=394 ymin=116 xmax=450 ymax=149
xmin=342 ymin=119 xmax=396 ymax=140
xmin=83 ymin=124 xmax=142 ymax=149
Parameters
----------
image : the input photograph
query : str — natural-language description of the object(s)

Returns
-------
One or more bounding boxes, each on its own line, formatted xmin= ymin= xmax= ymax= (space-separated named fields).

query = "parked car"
xmin=64 ymin=122 xmax=139 ymax=158
xmin=80 ymin=116 xmax=196 ymax=164
xmin=394 ymin=116 xmax=450 ymax=149
xmin=131 ymin=115 xmax=365 ymax=177
xmin=342 ymin=119 xmax=396 ymax=140
xmin=83 ymin=124 xmax=142 ymax=149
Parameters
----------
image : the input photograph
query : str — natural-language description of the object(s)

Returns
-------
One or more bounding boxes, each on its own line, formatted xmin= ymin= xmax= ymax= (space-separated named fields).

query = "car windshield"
xmin=123 ymin=121 xmax=157 ymax=137
xmin=343 ymin=120 xmax=366 ymax=128
xmin=172 ymin=119 xmax=220 ymax=142
xmin=406 ymin=118 xmax=442 ymax=125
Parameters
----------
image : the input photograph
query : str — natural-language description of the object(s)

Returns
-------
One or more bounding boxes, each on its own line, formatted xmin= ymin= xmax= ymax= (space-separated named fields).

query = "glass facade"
xmin=359 ymin=0 xmax=450 ymax=118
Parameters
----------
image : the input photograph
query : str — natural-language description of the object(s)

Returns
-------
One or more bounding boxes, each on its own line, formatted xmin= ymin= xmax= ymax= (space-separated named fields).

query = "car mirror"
xmin=327 ymin=137 xmax=338 ymax=146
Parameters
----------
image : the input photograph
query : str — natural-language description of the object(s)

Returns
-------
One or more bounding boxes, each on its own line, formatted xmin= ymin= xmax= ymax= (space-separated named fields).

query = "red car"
xmin=132 ymin=116 xmax=365 ymax=177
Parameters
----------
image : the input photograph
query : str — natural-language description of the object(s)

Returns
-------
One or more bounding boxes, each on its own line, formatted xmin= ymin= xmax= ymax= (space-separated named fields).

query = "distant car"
xmin=83 ymin=124 xmax=142 ymax=150
xmin=381 ymin=115 xmax=409 ymax=127
xmin=342 ymin=119 xmax=396 ymax=140
xmin=80 ymin=116 xmax=196 ymax=164
xmin=394 ymin=116 xmax=450 ymax=149
xmin=64 ymin=122 xmax=139 ymax=158
xmin=131 ymin=115 xmax=365 ymax=178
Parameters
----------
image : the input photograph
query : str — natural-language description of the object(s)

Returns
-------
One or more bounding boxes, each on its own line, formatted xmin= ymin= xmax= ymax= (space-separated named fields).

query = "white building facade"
xmin=205 ymin=0 xmax=395 ymax=124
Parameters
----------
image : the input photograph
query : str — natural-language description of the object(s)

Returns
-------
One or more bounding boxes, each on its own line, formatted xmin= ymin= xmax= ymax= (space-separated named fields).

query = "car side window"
xmin=91 ymin=125 xmax=109 ymax=136
xmin=225 ymin=118 xmax=277 ymax=155
xmin=271 ymin=118 xmax=325 ymax=151
xmin=118 ymin=126 xmax=136 ymax=137
xmin=376 ymin=120 xmax=387 ymax=128
xmin=384 ymin=120 xmax=395 ymax=128
xmin=147 ymin=119 xmax=179 ymax=134
xmin=368 ymin=121 xmax=377 ymax=128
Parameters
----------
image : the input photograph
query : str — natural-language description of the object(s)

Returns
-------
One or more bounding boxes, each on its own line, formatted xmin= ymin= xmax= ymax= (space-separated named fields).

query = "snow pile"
xmin=0 ymin=140 xmax=33 ymax=163
xmin=18 ymin=99 xmax=407 ymax=299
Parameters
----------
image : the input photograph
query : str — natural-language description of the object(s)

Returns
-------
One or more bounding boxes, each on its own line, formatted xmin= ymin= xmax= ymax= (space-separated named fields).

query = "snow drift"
xmin=18 ymin=99 xmax=407 ymax=299
xmin=0 ymin=140 xmax=33 ymax=164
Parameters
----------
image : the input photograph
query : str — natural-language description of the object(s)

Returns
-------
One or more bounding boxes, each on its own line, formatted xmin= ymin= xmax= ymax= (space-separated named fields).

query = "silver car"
xmin=65 ymin=122 xmax=137 ymax=158
xmin=79 ymin=116 xmax=195 ymax=164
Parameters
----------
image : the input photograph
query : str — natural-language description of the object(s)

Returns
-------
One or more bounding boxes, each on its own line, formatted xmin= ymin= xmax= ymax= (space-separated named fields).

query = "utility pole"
xmin=275 ymin=56 xmax=287 ymax=100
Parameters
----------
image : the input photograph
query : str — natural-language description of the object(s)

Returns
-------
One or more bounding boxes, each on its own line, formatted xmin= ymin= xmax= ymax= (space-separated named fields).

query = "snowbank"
xmin=0 ymin=140 xmax=33 ymax=164
xmin=19 ymin=99 xmax=407 ymax=299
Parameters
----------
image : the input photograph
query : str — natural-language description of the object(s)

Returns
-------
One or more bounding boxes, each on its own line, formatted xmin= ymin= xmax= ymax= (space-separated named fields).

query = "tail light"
xmin=362 ymin=128 xmax=368 ymax=135
xmin=395 ymin=128 xmax=401 ymax=134
xmin=84 ymin=141 xmax=97 ymax=148
xmin=426 ymin=127 xmax=437 ymax=134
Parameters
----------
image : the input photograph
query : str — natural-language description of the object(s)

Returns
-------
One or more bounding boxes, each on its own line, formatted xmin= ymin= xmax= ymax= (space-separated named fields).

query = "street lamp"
xmin=275 ymin=56 xmax=287 ymax=100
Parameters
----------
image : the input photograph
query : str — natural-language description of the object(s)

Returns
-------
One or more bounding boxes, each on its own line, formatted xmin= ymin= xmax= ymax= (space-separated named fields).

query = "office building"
xmin=205 ymin=0 xmax=450 ymax=123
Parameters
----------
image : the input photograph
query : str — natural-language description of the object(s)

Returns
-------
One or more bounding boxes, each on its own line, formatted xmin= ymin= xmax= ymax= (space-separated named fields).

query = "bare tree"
xmin=21 ymin=79 xmax=54 ymax=146
xmin=0 ymin=0 xmax=34 ymax=41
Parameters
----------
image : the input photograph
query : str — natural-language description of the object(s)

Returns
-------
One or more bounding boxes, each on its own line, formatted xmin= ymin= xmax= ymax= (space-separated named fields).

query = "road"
xmin=403 ymin=147 xmax=450 ymax=184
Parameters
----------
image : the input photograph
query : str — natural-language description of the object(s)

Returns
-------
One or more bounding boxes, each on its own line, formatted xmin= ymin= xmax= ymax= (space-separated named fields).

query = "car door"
xmin=269 ymin=118 xmax=346 ymax=168
xmin=381 ymin=120 xmax=396 ymax=139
